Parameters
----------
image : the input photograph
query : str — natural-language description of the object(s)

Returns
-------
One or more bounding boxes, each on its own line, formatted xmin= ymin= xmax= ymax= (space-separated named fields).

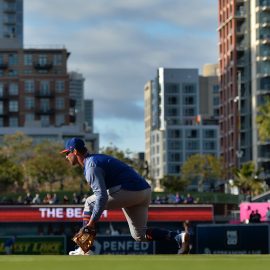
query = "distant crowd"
xmin=0 ymin=191 xmax=200 ymax=205
xmin=152 ymin=192 xmax=199 ymax=204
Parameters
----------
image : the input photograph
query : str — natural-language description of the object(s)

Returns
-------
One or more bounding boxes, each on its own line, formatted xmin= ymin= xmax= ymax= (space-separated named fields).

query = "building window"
xmin=38 ymin=55 xmax=47 ymax=65
xmin=53 ymin=54 xmax=62 ymax=65
xmin=183 ymin=83 xmax=196 ymax=94
xmin=9 ymin=83 xmax=18 ymax=95
xmin=165 ymin=83 xmax=179 ymax=93
xmin=0 ymin=83 xmax=3 ymax=96
xmin=25 ymin=113 xmax=35 ymax=123
xmin=55 ymin=80 xmax=65 ymax=93
xmin=0 ymin=101 xmax=3 ymax=114
xmin=56 ymin=114 xmax=65 ymax=126
xmin=167 ymin=96 xmax=178 ymax=105
xmin=40 ymin=99 xmax=50 ymax=112
xmin=169 ymin=152 xmax=181 ymax=162
xmin=40 ymin=81 xmax=50 ymax=95
xmin=185 ymin=129 xmax=198 ymax=138
xmin=55 ymin=97 xmax=65 ymax=110
xmin=167 ymin=107 xmax=178 ymax=117
xmin=203 ymin=129 xmax=216 ymax=138
xmin=24 ymin=80 xmax=34 ymax=93
xmin=25 ymin=97 xmax=35 ymax=110
xmin=8 ymin=70 xmax=18 ymax=77
xmin=168 ymin=129 xmax=182 ymax=139
xmin=8 ymin=54 xmax=18 ymax=65
xmin=9 ymin=117 xmax=18 ymax=127
xmin=24 ymin=54 xmax=33 ymax=66
xmin=9 ymin=100 xmax=18 ymax=112
xmin=203 ymin=141 xmax=216 ymax=150
xmin=213 ymin=84 xmax=219 ymax=93
xmin=183 ymin=108 xmax=195 ymax=116
xmin=183 ymin=96 xmax=195 ymax=105
xmin=41 ymin=115 xmax=50 ymax=127
xmin=186 ymin=140 xmax=199 ymax=150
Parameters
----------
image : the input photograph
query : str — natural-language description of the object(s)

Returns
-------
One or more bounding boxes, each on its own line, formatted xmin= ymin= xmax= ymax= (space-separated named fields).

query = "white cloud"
xmin=24 ymin=0 xmax=218 ymax=151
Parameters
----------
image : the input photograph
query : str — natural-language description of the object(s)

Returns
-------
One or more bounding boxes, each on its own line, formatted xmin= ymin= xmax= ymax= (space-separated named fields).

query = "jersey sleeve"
xmin=85 ymin=163 xmax=108 ymax=222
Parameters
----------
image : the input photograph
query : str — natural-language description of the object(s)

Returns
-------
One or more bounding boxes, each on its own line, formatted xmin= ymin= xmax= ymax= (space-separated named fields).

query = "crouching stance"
xmin=61 ymin=138 xmax=190 ymax=255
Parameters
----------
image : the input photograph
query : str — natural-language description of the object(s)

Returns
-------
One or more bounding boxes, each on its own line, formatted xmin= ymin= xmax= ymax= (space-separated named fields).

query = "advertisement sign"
xmin=91 ymin=236 xmax=155 ymax=254
xmin=0 ymin=205 xmax=213 ymax=223
xmin=196 ymin=224 xmax=270 ymax=254
xmin=0 ymin=236 xmax=66 ymax=255
xmin=240 ymin=202 xmax=270 ymax=222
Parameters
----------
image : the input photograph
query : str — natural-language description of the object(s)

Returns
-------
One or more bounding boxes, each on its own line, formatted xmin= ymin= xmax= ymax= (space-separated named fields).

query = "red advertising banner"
xmin=0 ymin=205 xmax=213 ymax=223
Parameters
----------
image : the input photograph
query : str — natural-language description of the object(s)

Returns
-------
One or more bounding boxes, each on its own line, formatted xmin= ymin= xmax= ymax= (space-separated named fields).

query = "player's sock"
xmin=146 ymin=228 xmax=177 ymax=241
xmin=82 ymin=211 xmax=91 ymax=226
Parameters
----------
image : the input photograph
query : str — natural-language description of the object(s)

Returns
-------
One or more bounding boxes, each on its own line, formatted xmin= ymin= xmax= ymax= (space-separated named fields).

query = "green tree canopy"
xmin=24 ymin=140 xmax=73 ymax=191
xmin=181 ymin=154 xmax=224 ymax=192
xmin=233 ymin=162 xmax=265 ymax=196
xmin=160 ymin=175 xmax=188 ymax=193
xmin=257 ymin=96 xmax=270 ymax=141
xmin=0 ymin=155 xmax=23 ymax=192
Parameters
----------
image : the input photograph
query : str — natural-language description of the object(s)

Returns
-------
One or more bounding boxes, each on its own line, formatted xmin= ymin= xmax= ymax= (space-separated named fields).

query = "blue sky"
xmin=24 ymin=0 xmax=218 ymax=153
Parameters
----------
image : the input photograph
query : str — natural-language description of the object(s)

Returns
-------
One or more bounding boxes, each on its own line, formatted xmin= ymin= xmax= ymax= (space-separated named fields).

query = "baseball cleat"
xmin=69 ymin=246 xmax=94 ymax=255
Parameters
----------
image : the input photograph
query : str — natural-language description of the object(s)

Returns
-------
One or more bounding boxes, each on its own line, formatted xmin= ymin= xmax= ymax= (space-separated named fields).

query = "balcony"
xmin=35 ymin=91 xmax=54 ymax=98
xmin=0 ymin=63 xmax=8 ymax=69
xmin=35 ymin=108 xmax=54 ymax=115
xmin=34 ymin=62 xmax=53 ymax=70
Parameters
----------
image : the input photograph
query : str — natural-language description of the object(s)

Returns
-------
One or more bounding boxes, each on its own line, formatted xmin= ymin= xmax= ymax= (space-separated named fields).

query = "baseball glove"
xmin=72 ymin=226 xmax=96 ymax=254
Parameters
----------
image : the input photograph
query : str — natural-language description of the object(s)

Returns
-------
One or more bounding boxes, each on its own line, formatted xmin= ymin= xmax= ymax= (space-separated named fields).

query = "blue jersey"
xmin=84 ymin=154 xmax=150 ymax=221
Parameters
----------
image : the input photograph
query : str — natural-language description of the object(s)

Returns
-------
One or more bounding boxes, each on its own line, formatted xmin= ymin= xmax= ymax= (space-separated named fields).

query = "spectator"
xmin=266 ymin=207 xmax=270 ymax=223
xmin=43 ymin=193 xmax=53 ymax=204
xmin=72 ymin=193 xmax=79 ymax=204
xmin=24 ymin=192 xmax=33 ymax=205
xmin=17 ymin=195 xmax=23 ymax=205
xmin=175 ymin=192 xmax=184 ymax=204
xmin=185 ymin=194 xmax=194 ymax=204
xmin=253 ymin=209 xmax=261 ymax=223
xmin=51 ymin=193 xmax=59 ymax=204
xmin=32 ymin=193 xmax=41 ymax=204
xmin=249 ymin=210 xmax=255 ymax=223
xmin=62 ymin=195 xmax=69 ymax=204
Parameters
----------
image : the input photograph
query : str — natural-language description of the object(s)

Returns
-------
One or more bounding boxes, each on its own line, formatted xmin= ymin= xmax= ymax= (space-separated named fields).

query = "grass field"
xmin=0 ymin=255 xmax=270 ymax=270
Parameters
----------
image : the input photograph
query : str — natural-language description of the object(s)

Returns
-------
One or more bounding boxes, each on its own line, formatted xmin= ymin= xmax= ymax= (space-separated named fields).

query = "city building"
xmin=218 ymin=0 xmax=270 ymax=179
xmin=69 ymin=71 xmax=85 ymax=127
xmin=0 ymin=0 xmax=23 ymax=49
xmin=0 ymin=0 xmax=99 ymax=152
xmin=84 ymin=99 xmax=94 ymax=133
xmin=144 ymin=68 xmax=220 ymax=189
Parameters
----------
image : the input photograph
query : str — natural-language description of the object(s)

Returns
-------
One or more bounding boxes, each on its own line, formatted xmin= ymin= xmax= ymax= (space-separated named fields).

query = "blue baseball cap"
xmin=60 ymin=137 xmax=85 ymax=153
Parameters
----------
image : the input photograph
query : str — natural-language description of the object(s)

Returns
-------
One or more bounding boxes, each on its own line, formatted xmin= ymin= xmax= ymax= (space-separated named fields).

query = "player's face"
xmin=66 ymin=151 xmax=78 ymax=166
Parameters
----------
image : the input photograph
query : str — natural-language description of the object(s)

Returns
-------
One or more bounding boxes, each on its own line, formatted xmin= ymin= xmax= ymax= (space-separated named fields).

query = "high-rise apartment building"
xmin=0 ymin=47 xmax=73 ymax=128
xmin=84 ymin=99 xmax=94 ymax=132
xmin=69 ymin=71 xmax=85 ymax=127
xmin=0 ymin=0 xmax=23 ymax=49
xmin=218 ymin=0 xmax=270 ymax=177
xmin=144 ymin=68 xmax=220 ymax=188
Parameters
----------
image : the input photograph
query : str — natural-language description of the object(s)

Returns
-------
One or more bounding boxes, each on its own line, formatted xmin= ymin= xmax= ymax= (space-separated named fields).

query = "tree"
xmin=257 ymin=96 xmax=270 ymax=141
xmin=181 ymin=154 xmax=224 ymax=192
xmin=0 ymin=155 xmax=23 ymax=192
xmin=233 ymin=162 xmax=265 ymax=196
xmin=24 ymin=141 xmax=73 ymax=191
xmin=160 ymin=175 xmax=188 ymax=193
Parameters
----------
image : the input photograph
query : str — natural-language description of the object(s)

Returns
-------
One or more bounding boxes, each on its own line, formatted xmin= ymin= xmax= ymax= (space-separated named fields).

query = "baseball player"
xmin=60 ymin=137 xmax=190 ymax=255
